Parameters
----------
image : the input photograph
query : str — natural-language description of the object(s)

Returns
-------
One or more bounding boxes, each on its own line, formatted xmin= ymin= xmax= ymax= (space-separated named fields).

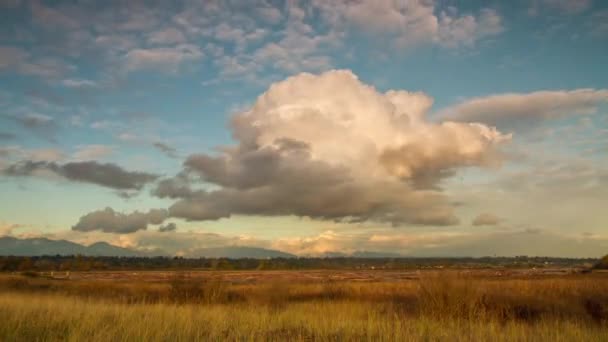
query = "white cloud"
xmin=61 ymin=78 xmax=97 ymax=88
xmin=159 ymin=70 xmax=510 ymax=226
xmin=312 ymin=0 xmax=504 ymax=49
xmin=27 ymin=148 xmax=65 ymax=162
xmin=437 ymin=9 xmax=504 ymax=48
xmin=124 ymin=44 xmax=203 ymax=73
xmin=72 ymin=145 xmax=113 ymax=161
xmin=0 ymin=146 xmax=65 ymax=163
xmin=147 ymin=27 xmax=186 ymax=45
xmin=256 ymin=5 xmax=282 ymax=24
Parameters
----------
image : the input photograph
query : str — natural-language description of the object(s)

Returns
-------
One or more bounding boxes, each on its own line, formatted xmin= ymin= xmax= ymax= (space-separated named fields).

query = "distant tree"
xmin=17 ymin=257 xmax=34 ymax=271
xmin=595 ymin=255 xmax=608 ymax=269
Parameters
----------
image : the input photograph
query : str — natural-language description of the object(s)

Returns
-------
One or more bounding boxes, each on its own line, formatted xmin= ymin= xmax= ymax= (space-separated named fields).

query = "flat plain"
xmin=1 ymin=267 xmax=607 ymax=341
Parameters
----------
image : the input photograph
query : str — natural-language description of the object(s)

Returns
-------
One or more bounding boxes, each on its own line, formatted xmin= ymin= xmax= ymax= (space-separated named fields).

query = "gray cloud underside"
xmin=3 ymin=160 xmax=158 ymax=190
xmin=162 ymin=147 xmax=459 ymax=226
xmin=72 ymin=207 xmax=168 ymax=233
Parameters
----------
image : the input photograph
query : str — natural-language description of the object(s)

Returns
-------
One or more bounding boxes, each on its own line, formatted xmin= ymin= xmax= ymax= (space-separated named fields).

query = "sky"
xmin=1 ymin=0 xmax=607 ymax=257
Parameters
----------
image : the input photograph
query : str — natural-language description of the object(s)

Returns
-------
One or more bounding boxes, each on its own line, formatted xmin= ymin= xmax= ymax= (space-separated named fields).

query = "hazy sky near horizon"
xmin=1 ymin=0 xmax=607 ymax=257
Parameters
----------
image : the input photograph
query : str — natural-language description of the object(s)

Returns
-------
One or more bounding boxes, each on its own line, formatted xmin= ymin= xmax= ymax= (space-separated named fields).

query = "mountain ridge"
xmin=0 ymin=237 xmax=297 ymax=258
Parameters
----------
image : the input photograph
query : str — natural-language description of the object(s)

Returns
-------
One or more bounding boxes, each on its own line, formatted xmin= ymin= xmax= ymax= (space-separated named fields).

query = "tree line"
xmin=0 ymin=255 xmax=599 ymax=272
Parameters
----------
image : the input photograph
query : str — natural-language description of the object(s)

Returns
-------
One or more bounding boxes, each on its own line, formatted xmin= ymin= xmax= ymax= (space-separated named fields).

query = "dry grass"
xmin=0 ymin=271 xmax=607 ymax=341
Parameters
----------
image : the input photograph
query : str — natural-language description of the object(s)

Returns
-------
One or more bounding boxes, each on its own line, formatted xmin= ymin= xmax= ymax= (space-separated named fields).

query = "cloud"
xmin=15 ymin=113 xmax=54 ymax=127
xmin=124 ymin=44 xmax=203 ymax=73
xmin=472 ymin=213 xmax=501 ymax=226
xmin=0 ymin=132 xmax=16 ymax=141
xmin=17 ymin=57 xmax=74 ymax=79
xmin=72 ymin=145 xmax=113 ymax=160
xmin=529 ymin=0 xmax=592 ymax=15
xmin=256 ymin=5 xmax=282 ymax=24
xmin=0 ymin=46 xmax=29 ymax=69
xmin=72 ymin=207 xmax=167 ymax=233
xmin=27 ymin=148 xmax=65 ymax=162
xmin=0 ymin=146 xmax=62 ymax=163
xmin=438 ymin=89 xmax=608 ymax=129
xmin=156 ymin=70 xmax=509 ymax=226
xmin=0 ymin=222 xmax=22 ymax=236
xmin=158 ymin=222 xmax=177 ymax=233
xmin=7 ymin=113 xmax=57 ymax=141
xmin=152 ymin=142 xmax=178 ymax=159
xmin=0 ymin=45 xmax=72 ymax=78
xmin=312 ymin=0 xmax=503 ymax=49
xmin=437 ymin=9 xmax=504 ymax=48
xmin=147 ymin=27 xmax=186 ymax=45
xmin=2 ymin=160 xmax=158 ymax=190
xmin=30 ymin=0 xmax=80 ymax=29
xmin=588 ymin=10 xmax=608 ymax=37
xmin=61 ymin=78 xmax=97 ymax=88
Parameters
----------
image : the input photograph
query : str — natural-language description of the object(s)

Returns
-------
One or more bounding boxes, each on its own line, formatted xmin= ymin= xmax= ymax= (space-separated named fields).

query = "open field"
xmin=1 ymin=269 xmax=607 ymax=341
xmin=28 ymin=267 xmax=602 ymax=283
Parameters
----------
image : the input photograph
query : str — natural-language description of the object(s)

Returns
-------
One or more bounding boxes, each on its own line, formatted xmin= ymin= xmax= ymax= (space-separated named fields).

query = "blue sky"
xmin=1 ymin=0 xmax=607 ymax=257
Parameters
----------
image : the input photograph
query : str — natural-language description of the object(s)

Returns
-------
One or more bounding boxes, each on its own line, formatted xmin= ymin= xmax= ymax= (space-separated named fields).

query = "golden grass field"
xmin=0 ymin=270 xmax=607 ymax=341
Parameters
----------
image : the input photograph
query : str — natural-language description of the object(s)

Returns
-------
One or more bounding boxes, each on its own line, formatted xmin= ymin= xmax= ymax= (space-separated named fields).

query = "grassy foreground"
xmin=0 ymin=272 xmax=607 ymax=341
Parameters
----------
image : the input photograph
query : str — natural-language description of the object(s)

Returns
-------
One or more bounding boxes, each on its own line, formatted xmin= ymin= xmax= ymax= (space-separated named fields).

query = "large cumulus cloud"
xmin=156 ymin=70 xmax=510 ymax=226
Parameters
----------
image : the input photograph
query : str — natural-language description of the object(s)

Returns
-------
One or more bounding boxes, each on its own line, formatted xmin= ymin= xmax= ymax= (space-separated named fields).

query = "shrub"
xmin=594 ymin=255 xmax=608 ymax=270
xmin=417 ymin=272 xmax=485 ymax=319
xmin=168 ymin=273 xmax=229 ymax=304
xmin=20 ymin=271 xmax=40 ymax=278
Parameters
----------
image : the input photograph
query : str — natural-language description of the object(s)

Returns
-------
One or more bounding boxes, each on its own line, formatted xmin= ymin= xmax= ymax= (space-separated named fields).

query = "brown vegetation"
xmin=1 ymin=270 xmax=607 ymax=319
xmin=0 ymin=270 xmax=607 ymax=340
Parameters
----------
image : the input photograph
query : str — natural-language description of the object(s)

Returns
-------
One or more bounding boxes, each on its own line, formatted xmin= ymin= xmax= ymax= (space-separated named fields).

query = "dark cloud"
xmin=152 ymin=142 xmax=178 ymax=158
xmin=158 ymin=222 xmax=177 ymax=232
xmin=0 ymin=132 xmax=16 ymax=141
xmin=7 ymin=113 xmax=58 ymax=141
xmin=3 ymin=160 xmax=158 ymax=190
xmin=152 ymin=175 xmax=201 ymax=199
xmin=161 ymin=139 xmax=459 ymax=226
xmin=115 ymin=190 xmax=139 ymax=199
xmin=72 ymin=207 xmax=168 ymax=233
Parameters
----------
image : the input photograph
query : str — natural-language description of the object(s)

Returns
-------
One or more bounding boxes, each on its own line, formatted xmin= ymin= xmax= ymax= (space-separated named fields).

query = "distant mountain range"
xmin=0 ymin=236 xmax=139 ymax=257
xmin=0 ymin=237 xmax=297 ymax=258
xmin=0 ymin=236 xmax=405 ymax=258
